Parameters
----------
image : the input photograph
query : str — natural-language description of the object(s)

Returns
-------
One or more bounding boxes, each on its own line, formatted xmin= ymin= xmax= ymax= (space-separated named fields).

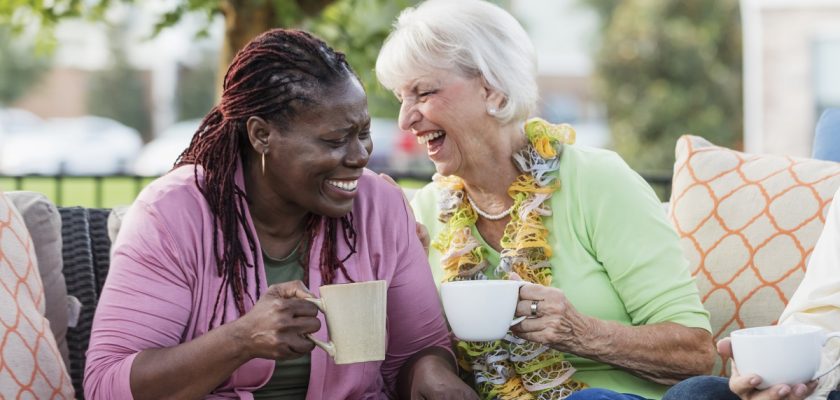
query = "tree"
xmin=1 ymin=1 xmax=333 ymax=89
xmin=0 ymin=0 xmax=412 ymax=117
xmin=306 ymin=0 xmax=417 ymax=118
xmin=580 ymin=0 xmax=742 ymax=171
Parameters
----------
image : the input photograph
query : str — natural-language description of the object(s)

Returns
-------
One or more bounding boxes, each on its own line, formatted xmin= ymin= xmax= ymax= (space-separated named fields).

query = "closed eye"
xmin=323 ymin=136 xmax=349 ymax=146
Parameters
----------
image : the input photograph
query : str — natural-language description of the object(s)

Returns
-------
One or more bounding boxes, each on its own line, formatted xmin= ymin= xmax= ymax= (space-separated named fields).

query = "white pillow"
xmin=0 ymin=192 xmax=74 ymax=398
xmin=668 ymin=135 xmax=840 ymax=375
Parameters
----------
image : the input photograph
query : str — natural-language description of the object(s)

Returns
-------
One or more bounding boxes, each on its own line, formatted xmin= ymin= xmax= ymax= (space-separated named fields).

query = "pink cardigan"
xmin=83 ymin=164 xmax=451 ymax=399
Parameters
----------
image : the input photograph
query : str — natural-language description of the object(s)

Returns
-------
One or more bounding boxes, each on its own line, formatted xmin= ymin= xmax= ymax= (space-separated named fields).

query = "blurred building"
xmin=742 ymin=0 xmax=840 ymax=157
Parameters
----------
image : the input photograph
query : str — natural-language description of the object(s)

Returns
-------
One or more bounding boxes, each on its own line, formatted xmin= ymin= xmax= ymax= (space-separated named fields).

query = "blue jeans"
xmin=566 ymin=388 xmax=649 ymax=400
xmin=813 ymin=108 xmax=840 ymax=162
xmin=662 ymin=375 xmax=840 ymax=400
xmin=662 ymin=376 xmax=738 ymax=400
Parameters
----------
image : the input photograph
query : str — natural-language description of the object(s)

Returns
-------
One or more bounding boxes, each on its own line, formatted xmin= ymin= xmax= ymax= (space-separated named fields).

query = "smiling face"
xmin=394 ymin=68 xmax=502 ymax=178
xmin=261 ymin=76 xmax=372 ymax=219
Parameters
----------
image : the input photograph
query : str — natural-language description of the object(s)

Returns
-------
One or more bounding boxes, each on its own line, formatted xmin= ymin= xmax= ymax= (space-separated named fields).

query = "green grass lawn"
xmin=395 ymin=178 xmax=428 ymax=189
xmin=0 ymin=176 xmax=431 ymax=208
xmin=0 ymin=177 xmax=157 ymax=208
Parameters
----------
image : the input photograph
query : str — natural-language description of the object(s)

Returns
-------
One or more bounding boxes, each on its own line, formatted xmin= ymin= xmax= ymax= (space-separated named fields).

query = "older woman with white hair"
xmin=375 ymin=1 xmax=715 ymax=399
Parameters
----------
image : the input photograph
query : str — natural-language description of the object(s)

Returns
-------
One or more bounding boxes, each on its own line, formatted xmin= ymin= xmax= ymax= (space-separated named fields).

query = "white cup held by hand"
xmin=731 ymin=325 xmax=840 ymax=389
xmin=305 ymin=280 xmax=387 ymax=364
xmin=440 ymin=280 xmax=527 ymax=341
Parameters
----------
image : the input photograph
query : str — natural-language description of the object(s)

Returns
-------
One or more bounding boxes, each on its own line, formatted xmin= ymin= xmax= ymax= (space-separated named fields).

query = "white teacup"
xmin=440 ymin=280 xmax=527 ymax=341
xmin=731 ymin=325 xmax=840 ymax=389
xmin=305 ymin=280 xmax=387 ymax=364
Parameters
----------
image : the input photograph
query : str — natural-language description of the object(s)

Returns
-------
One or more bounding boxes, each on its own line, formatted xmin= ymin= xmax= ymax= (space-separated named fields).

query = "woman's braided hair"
xmin=175 ymin=29 xmax=358 ymax=326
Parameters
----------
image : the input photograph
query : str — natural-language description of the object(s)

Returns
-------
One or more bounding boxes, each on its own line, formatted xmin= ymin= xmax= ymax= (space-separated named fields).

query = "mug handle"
xmin=304 ymin=297 xmax=336 ymax=358
xmin=510 ymin=281 xmax=530 ymax=326
xmin=812 ymin=332 xmax=840 ymax=380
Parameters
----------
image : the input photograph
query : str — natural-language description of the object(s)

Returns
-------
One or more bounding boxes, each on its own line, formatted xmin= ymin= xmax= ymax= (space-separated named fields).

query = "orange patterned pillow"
xmin=669 ymin=135 xmax=840 ymax=375
xmin=0 ymin=193 xmax=74 ymax=399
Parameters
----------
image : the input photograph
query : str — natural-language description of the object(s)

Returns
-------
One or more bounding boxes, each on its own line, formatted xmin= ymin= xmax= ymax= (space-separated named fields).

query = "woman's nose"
xmin=345 ymin=137 xmax=370 ymax=168
xmin=398 ymin=101 xmax=420 ymax=132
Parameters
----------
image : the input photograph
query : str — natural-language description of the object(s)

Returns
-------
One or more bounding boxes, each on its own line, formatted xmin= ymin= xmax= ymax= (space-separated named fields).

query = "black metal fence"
xmin=1 ymin=175 xmax=147 ymax=207
xmin=0 ymin=170 xmax=673 ymax=208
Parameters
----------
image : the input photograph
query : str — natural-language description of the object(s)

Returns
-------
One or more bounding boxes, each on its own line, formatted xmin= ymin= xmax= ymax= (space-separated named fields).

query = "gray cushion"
xmin=5 ymin=191 xmax=70 ymax=370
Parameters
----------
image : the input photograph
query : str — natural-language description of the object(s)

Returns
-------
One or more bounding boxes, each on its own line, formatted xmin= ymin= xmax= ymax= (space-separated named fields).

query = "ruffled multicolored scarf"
xmin=433 ymin=118 xmax=586 ymax=399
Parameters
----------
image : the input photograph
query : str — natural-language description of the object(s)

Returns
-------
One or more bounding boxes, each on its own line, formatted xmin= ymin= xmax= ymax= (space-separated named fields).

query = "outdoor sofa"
xmin=3 ymin=110 xmax=840 ymax=398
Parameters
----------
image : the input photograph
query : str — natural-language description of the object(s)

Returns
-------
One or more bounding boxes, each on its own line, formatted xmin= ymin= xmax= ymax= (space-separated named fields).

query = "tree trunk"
xmin=215 ymin=0 xmax=335 ymax=98
xmin=216 ymin=0 xmax=275 ymax=97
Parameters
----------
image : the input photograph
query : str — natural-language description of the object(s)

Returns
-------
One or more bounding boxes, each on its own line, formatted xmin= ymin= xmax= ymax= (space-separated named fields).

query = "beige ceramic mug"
xmin=305 ymin=280 xmax=387 ymax=364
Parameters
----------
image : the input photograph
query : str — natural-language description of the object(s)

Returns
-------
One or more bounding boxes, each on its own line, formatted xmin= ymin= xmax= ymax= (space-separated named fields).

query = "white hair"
xmin=375 ymin=0 xmax=538 ymax=125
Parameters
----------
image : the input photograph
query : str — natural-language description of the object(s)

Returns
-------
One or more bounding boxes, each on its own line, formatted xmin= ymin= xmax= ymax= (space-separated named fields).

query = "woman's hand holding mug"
xmin=721 ymin=326 xmax=826 ymax=400
xmin=232 ymin=281 xmax=321 ymax=361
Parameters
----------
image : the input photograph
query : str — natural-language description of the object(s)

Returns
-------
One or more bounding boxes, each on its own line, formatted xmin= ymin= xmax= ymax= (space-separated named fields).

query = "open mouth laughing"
xmin=325 ymin=179 xmax=359 ymax=192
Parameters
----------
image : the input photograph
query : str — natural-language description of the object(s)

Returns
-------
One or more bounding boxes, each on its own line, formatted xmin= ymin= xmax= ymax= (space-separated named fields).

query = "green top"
xmin=252 ymin=244 xmax=310 ymax=400
xmin=410 ymin=144 xmax=711 ymax=400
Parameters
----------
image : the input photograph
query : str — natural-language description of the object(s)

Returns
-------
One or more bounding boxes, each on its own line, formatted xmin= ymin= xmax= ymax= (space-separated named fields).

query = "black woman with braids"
xmin=84 ymin=29 xmax=476 ymax=400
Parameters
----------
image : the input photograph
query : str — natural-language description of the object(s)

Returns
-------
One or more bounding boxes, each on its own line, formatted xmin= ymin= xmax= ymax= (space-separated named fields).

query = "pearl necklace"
xmin=466 ymin=194 xmax=515 ymax=221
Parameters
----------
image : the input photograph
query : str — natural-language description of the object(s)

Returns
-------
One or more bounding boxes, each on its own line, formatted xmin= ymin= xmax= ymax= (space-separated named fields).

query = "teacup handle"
xmin=812 ymin=332 xmax=840 ymax=380
xmin=304 ymin=297 xmax=336 ymax=358
xmin=510 ymin=281 xmax=531 ymax=327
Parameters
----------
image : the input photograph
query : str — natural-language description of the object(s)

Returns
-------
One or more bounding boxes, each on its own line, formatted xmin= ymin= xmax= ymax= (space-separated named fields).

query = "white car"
xmin=367 ymin=118 xmax=399 ymax=172
xmin=0 ymin=108 xmax=43 ymax=137
xmin=0 ymin=115 xmax=143 ymax=176
xmin=132 ymin=119 xmax=200 ymax=176
xmin=368 ymin=118 xmax=433 ymax=177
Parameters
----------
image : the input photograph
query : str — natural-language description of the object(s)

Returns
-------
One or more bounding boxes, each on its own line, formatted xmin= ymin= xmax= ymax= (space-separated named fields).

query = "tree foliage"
xmin=0 ymin=0 xmax=112 ymax=53
xmin=306 ymin=0 xmax=417 ymax=118
xmin=0 ymin=0 xmax=412 ymax=118
xmin=581 ymin=0 xmax=742 ymax=171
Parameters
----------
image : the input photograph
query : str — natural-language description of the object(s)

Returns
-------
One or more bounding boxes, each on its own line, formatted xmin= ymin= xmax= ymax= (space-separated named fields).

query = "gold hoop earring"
xmin=261 ymin=150 xmax=266 ymax=176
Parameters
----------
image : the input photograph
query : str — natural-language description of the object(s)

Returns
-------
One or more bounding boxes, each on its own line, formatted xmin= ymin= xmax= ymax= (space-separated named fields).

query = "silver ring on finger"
xmin=530 ymin=300 xmax=539 ymax=317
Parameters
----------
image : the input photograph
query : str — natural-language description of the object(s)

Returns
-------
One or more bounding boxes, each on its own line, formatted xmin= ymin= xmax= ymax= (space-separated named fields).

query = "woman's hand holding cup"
xmin=233 ymin=280 xmax=321 ymax=361
xmin=720 ymin=335 xmax=818 ymax=400
xmin=510 ymin=279 xmax=591 ymax=351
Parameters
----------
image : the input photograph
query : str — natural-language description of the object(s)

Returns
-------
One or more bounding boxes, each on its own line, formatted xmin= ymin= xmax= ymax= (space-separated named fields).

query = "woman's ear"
xmin=245 ymin=116 xmax=271 ymax=153
xmin=480 ymin=77 xmax=507 ymax=112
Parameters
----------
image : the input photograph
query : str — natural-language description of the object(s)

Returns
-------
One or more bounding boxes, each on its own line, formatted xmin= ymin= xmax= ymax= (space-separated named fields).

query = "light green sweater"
xmin=410 ymin=144 xmax=711 ymax=400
